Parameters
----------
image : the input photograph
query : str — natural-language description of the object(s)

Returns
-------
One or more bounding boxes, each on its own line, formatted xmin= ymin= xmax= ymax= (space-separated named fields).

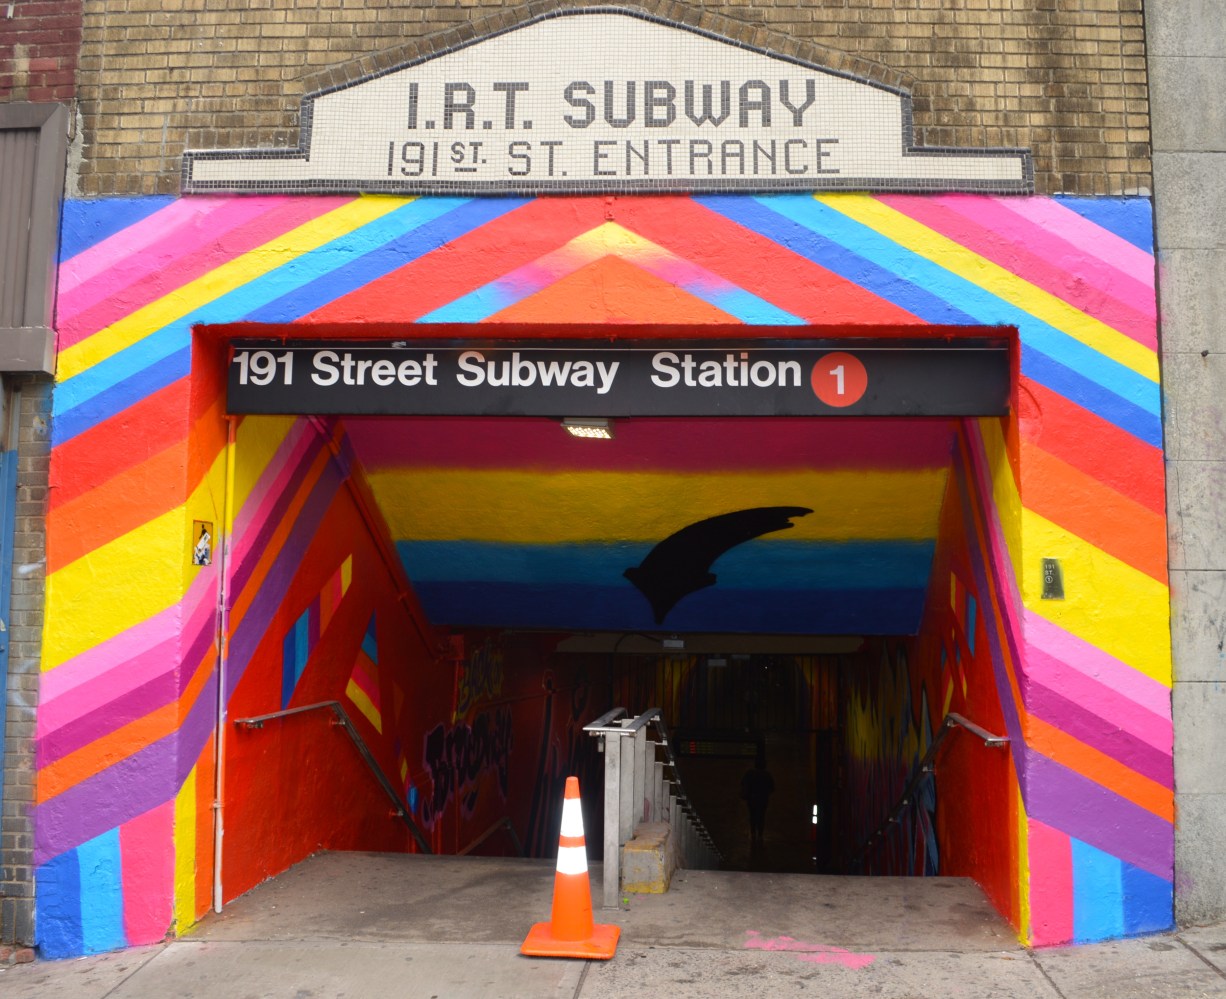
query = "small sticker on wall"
xmin=1041 ymin=558 xmax=1064 ymax=600
xmin=192 ymin=521 xmax=213 ymax=566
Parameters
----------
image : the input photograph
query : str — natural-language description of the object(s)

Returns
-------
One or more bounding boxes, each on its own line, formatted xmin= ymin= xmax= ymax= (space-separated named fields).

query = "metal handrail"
xmin=458 ymin=817 xmax=525 ymax=857
xmin=234 ymin=700 xmax=432 ymax=854
xmin=585 ymin=706 xmax=722 ymax=908
xmin=849 ymin=712 xmax=1008 ymax=869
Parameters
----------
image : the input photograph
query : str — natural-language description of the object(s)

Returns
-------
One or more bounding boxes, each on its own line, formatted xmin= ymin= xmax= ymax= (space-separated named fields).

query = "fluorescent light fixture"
xmin=562 ymin=417 xmax=613 ymax=439
xmin=662 ymin=637 xmax=685 ymax=650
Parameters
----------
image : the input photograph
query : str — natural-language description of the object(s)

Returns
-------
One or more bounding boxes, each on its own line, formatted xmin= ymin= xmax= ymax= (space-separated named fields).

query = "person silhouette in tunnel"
xmin=741 ymin=751 xmax=775 ymax=847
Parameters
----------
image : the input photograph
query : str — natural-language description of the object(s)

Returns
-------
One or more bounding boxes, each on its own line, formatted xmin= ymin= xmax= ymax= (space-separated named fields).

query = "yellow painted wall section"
xmin=1022 ymin=509 xmax=1172 ymax=686
xmin=230 ymin=415 xmax=297 ymax=519
xmin=173 ymin=765 xmax=198 ymax=933
xmin=43 ymin=447 xmax=229 ymax=670
xmin=370 ymin=468 xmax=951 ymax=543
xmin=979 ymin=418 xmax=1025 ymax=592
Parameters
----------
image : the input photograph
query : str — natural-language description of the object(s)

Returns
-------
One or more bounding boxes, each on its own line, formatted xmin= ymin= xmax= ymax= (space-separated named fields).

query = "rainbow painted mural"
xmin=37 ymin=190 xmax=1170 ymax=954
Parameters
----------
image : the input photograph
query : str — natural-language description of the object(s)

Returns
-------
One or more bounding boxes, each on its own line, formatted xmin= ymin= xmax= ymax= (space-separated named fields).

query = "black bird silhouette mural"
xmin=624 ymin=506 xmax=813 ymax=624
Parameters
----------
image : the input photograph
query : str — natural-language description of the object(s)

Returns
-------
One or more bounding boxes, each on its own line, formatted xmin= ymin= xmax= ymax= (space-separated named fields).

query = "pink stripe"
xmin=58 ymin=198 xmax=281 ymax=324
xmin=231 ymin=420 xmax=320 ymax=568
xmin=58 ymin=198 xmax=350 ymax=350
xmin=988 ymin=196 xmax=1155 ymax=288
xmin=37 ymin=580 xmax=217 ymax=737
xmin=1027 ymin=646 xmax=1172 ymax=754
xmin=881 ymin=195 xmax=1157 ymax=349
xmin=1024 ymin=610 xmax=1171 ymax=716
xmin=120 ymin=800 xmax=176 ymax=945
xmin=58 ymin=199 xmax=230 ymax=293
xmin=39 ymin=569 xmax=216 ymax=704
xmin=1028 ymin=819 xmax=1074 ymax=946
xmin=963 ymin=423 xmax=1024 ymax=633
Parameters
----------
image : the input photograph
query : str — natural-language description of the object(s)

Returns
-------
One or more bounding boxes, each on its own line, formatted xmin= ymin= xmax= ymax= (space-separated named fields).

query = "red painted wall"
xmin=842 ymin=423 xmax=1019 ymax=924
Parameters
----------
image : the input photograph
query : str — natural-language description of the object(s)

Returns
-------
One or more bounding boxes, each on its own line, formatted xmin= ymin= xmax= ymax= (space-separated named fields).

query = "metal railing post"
xmin=602 ymin=730 xmax=623 ymax=909
xmin=632 ymin=725 xmax=648 ymax=823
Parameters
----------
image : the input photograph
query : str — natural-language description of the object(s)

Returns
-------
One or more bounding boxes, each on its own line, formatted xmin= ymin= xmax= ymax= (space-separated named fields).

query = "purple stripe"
xmin=230 ymin=433 xmax=328 ymax=597
xmin=225 ymin=463 xmax=344 ymax=699
xmin=1029 ymin=682 xmax=1173 ymax=788
xmin=36 ymin=601 xmax=218 ymax=766
xmin=34 ymin=671 xmax=217 ymax=865
xmin=37 ymin=671 xmax=178 ymax=766
xmin=1024 ymin=749 xmax=1173 ymax=880
xmin=956 ymin=432 xmax=1027 ymax=776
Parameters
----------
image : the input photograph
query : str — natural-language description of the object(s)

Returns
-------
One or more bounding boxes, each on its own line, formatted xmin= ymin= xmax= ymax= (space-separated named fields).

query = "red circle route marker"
xmin=810 ymin=352 xmax=867 ymax=407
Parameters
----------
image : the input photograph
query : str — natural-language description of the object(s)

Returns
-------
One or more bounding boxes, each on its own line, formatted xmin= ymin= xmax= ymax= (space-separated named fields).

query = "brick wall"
xmin=0 ymin=0 xmax=84 ymax=103
xmin=1 ymin=376 xmax=51 ymax=949
xmin=74 ymin=0 xmax=1151 ymax=197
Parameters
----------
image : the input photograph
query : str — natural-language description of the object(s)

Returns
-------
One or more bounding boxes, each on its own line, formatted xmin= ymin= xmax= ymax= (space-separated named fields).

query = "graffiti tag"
xmin=421 ymin=708 xmax=513 ymax=825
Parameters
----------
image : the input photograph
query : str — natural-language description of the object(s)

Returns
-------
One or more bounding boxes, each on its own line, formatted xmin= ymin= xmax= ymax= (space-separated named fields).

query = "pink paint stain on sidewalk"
xmin=744 ymin=930 xmax=876 ymax=969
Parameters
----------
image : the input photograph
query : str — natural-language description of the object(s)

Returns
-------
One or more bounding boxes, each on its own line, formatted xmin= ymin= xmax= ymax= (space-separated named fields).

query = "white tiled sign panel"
xmin=184 ymin=10 xmax=1032 ymax=194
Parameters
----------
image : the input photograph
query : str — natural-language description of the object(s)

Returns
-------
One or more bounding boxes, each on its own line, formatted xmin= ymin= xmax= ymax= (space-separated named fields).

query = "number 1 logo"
xmin=810 ymin=352 xmax=867 ymax=407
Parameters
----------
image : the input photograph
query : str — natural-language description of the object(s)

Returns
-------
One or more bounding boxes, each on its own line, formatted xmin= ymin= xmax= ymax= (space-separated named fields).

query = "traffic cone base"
xmin=520 ymin=920 xmax=620 ymax=960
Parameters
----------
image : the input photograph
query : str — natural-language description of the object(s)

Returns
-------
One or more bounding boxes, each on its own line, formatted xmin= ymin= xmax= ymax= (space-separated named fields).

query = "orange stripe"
xmin=1025 ymin=716 xmax=1173 ymax=823
xmin=1021 ymin=443 xmax=1168 ymax=583
xmin=558 ymin=834 xmax=585 ymax=848
xmin=47 ymin=443 xmax=187 ymax=573
xmin=38 ymin=648 xmax=217 ymax=803
xmin=39 ymin=700 xmax=179 ymax=802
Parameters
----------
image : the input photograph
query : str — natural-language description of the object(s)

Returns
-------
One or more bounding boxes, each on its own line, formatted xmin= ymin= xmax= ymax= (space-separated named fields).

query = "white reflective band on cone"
xmin=560 ymin=797 xmax=584 ymax=838
xmin=556 ymin=845 xmax=588 ymax=876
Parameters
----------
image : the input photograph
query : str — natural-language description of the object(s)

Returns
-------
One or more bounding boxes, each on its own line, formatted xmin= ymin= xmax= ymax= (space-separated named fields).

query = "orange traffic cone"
xmin=521 ymin=776 xmax=620 ymax=959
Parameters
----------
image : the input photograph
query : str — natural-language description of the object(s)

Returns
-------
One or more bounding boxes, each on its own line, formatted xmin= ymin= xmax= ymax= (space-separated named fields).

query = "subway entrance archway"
xmin=207 ymin=322 xmax=1022 ymax=931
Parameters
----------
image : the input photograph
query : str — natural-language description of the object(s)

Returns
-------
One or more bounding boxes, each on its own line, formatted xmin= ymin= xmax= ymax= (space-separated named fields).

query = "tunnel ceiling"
xmin=342 ymin=415 xmax=958 ymax=635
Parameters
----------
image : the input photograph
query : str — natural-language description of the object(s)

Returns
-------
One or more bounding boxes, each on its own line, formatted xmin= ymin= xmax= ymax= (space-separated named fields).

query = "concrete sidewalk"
xmin=4 ymin=852 xmax=1225 ymax=998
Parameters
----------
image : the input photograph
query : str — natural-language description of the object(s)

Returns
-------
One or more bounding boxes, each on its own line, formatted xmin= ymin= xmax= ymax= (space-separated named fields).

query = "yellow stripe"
xmin=1017 ymin=785 xmax=1031 ymax=945
xmin=173 ymin=765 xmax=198 ymax=934
xmin=346 ymin=679 xmax=383 ymax=734
xmin=42 ymin=448 xmax=229 ymax=670
xmin=368 ymin=467 xmax=950 ymax=543
xmin=43 ymin=506 xmax=190 ymax=670
xmin=978 ymin=418 xmax=1023 ymax=582
xmin=232 ymin=415 xmax=299 ymax=520
xmin=1021 ymin=508 xmax=1172 ymax=686
xmin=57 ymin=196 xmax=409 ymax=382
xmin=816 ymin=194 xmax=1159 ymax=382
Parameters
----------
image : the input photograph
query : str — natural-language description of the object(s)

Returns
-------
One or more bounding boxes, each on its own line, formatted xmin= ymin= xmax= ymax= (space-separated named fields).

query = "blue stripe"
xmin=76 ymin=828 xmax=127 ymax=954
xmin=1053 ymin=196 xmax=1154 ymax=253
xmin=60 ymin=197 xmax=176 ymax=261
xmin=362 ymin=614 xmax=378 ymax=662
xmin=397 ymin=539 xmax=936 ymax=590
xmin=243 ymin=197 xmax=525 ymax=323
xmin=281 ymin=628 xmax=298 ymax=710
xmin=697 ymin=194 xmax=981 ymax=324
xmin=51 ymin=347 xmax=190 ymax=446
xmin=52 ymin=199 xmax=480 ymax=441
xmin=1072 ymin=837 xmax=1126 ymax=942
xmin=1121 ymin=860 xmax=1173 ymax=936
xmin=35 ymin=849 xmax=85 ymax=958
xmin=410 ymin=581 xmax=927 ymax=634
xmin=1022 ymin=349 xmax=1161 ymax=447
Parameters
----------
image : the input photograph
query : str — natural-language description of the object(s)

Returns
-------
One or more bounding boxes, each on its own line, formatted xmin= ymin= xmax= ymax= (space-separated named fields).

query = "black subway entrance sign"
xmin=226 ymin=339 xmax=1010 ymax=417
